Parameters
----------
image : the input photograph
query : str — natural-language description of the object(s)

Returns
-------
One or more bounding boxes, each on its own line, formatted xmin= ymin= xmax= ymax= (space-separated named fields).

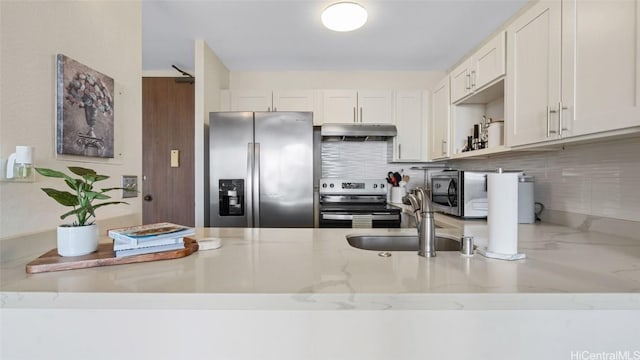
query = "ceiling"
xmin=142 ymin=0 xmax=528 ymax=73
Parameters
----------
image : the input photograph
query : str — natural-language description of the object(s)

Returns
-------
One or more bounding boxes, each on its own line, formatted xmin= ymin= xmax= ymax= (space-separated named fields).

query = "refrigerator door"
xmin=209 ymin=112 xmax=255 ymax=227
xmin=254 ymin=112 xmax=313 ymax=227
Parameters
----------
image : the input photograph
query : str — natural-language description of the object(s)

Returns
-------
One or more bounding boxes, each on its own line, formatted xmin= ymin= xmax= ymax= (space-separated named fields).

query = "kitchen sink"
xmin=346 ymin=233 xmax=463 ymax=252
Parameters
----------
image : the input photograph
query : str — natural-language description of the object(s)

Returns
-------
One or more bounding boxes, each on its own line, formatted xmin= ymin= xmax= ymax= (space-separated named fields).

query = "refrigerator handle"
xmin=254 ymin=143 xmax=261 ymax=228
xmin=246 ymin=143 xmax=254 ymax=227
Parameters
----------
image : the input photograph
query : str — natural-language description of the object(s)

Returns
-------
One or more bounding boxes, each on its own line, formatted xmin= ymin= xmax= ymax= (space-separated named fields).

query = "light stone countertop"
xmin=2 ymin=217 xmax=640 ymax=311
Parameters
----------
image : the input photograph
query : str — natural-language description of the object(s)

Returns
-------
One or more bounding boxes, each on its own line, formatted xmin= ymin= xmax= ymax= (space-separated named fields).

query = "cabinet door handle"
xmin=274 ymin=107 xmax=277 ymax=112
xmin=547 ymin=106 xmax=558 ymax=137
xmin=441 ymin=140 xmax=447 ymax=156
xmin=360 ymin=107 xmax=363 ymax=123
xmin=353 ymin=107 xmax=356 ymax=123
xmin=558 ymin=102 xmax=569 ymax=133
xmin=465 ymin=74 xmax=471 ymax=90
xmin=471 ymin=70 xmax=476 ymax=89
xmin=398 ymin=144 xmax=402 ymax=159
xmin=268 ymin=106 xmax=271 ymax=112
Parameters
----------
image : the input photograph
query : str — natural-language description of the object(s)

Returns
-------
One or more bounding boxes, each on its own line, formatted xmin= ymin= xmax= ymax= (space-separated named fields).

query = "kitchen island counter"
xmin=3 ymin=222 xmax=640 ymax=359
xmin=2 ymin=221 xmax=640 ymax=311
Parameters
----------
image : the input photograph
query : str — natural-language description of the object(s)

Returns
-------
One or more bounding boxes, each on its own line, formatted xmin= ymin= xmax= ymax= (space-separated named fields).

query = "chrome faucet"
xmin=403 ymin=187 xmax=436 ymax=257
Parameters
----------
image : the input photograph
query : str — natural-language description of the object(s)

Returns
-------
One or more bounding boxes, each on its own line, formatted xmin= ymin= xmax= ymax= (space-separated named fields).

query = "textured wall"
xmin=0 ymin=1 xmax=142 ymax=239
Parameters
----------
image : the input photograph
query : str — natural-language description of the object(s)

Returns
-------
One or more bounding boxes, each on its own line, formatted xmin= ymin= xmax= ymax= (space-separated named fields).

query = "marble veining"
xmin=1 ymin=218 xmax=640 ymax=311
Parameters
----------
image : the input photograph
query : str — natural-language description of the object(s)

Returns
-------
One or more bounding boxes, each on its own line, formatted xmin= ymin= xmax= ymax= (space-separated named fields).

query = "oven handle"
xmin=320 ymin=195 xmax=387 ymax=203
xmin=321 ymin=214 xmax=400 ymax=221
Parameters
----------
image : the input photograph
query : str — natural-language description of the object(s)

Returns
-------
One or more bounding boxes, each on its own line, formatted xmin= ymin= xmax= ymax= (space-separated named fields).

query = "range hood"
xmin=320 ymin=123 xmax=397 ymax=141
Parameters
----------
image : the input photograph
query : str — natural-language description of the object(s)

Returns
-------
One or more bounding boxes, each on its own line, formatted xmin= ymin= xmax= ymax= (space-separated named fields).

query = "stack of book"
xmin=108 ymin=222 xmax=195 ymax=258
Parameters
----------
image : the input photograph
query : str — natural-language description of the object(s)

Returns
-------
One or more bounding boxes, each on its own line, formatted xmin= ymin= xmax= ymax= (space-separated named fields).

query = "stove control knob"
xmin=329 ymin=183 xmax=334 ymax=188
xmin=381 ymin=183 xmax=385 ymax=189
xmin=373 ymin=184 xmax=378 ymax=189
xmin=322 ymin=183 xmax=327 ymax=188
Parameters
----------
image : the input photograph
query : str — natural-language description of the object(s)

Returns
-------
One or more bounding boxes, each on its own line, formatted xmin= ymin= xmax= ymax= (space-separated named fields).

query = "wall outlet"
xmin=122 ymin=175 xmax=138 ymax=198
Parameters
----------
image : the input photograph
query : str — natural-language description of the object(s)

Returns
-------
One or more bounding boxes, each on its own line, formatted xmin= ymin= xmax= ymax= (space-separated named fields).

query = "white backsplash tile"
xmin=449 ymin=137 xmax=640 ymax=222
xmin=321 ymin=137 xmax=640 ymax=222
xmin=321 ymin=141 xmax=445 ymax=190
xmin=321 ymin=141 xmax=390 ymax=179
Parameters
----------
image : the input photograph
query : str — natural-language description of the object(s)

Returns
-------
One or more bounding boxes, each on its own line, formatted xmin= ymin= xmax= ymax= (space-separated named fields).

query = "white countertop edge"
xmin=3 ymin=292 xmax=640 ymax=311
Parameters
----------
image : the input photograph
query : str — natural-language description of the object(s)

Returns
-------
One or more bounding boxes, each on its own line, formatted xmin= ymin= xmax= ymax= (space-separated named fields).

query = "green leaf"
xmin=35 ymin=168 xmax=66 ymax=178
xmin=101 ymin=187 xmax=126 ymax=192
xmin=92 ymin=201 xmax=129 ymax=211
xmin=64 ymin=178 xmax=81 ymax=191
xmin=93 ymin=175 xmax=109 ymax=182
xmin=60 ymin=208 xmax=80 ymax=221
xmin=68 ymin=167 xmax=96 ymax=177
xmin=38 ymin=166 xmax=129 ymax=225
xmin=85 ymin=191 xmax=110 ymax=200
xmin=41 ymin=188 xmax=79 ymax=207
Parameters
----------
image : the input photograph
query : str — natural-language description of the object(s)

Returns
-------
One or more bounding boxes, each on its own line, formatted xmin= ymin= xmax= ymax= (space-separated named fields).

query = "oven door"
xmin=319 ymin=212 xmax=401 ymax=228
xmin=430 ymin=174 xmax=460 ymax=215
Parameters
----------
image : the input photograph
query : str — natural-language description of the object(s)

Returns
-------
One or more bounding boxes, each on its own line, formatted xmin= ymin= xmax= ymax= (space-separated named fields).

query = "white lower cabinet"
xmin=393 ymin=90 xmax=426 ymax=162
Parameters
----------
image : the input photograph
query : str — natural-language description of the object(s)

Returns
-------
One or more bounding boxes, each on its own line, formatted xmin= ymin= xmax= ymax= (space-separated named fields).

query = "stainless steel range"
xmin=319 ymin=178 xmax=401 ymax=228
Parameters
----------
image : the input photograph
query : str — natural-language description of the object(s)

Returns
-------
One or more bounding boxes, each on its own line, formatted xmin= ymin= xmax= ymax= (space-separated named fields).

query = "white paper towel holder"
xmin=478 ymin=168 xmax=526 ymax=261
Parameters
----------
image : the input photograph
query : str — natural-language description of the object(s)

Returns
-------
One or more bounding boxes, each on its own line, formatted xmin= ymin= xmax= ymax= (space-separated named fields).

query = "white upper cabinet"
xmin=506 ymin=1 xmax=562 ymax=146
xmin=561 ymin=0 xmax=640 ymax=137
xmin=473 ymin=31 xmax=507 ymax=91
xmin=450 ymin=59 xmax=473 ymax=104
xmin=220 ymin=89 xmax=319 ymax=124
xmin=431 ymin=77 xmax=451 ymax=160
xmin=221 ymin=90 xmax=315 ymax=111
xmin=229 ymin=90 xmax=274 ymax=112
xmin=322 ymin=90 xmax=393 ymax=124
xmin=322 ymin=90 xmax=358 ymax=123
xmin=451 ymin=31 xmax=506 ymax=104
xmin=393 ymin=90 xmax=426 ymax=162
xmin=357 ymin=91 xmax=394 ymax=124
xmin=507 ymin=0 xmax=640 ymax=147
xmin=272 ymin=90 xmax=316 ymax=113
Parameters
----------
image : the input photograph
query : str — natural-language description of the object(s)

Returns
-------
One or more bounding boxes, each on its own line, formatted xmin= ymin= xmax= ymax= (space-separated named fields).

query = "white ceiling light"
xmin=321 ymin=2 xmax=368 ymax=32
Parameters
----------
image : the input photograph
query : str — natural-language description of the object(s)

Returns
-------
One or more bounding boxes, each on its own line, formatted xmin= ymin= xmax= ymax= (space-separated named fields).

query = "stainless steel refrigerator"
xmin=209 ymin=111 xmax=313 ymax=228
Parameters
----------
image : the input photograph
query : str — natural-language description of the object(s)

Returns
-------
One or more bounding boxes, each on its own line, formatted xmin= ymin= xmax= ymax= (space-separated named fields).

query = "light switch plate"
xmin=122 ymin=175 xmax=138 ymax=198
xmin=171 ymin=150 xmax=179 ymax=168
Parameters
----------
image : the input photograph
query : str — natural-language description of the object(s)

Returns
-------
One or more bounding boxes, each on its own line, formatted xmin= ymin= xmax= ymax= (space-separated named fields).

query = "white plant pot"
xmin=57 ymin=223 xmax=99 ymax=257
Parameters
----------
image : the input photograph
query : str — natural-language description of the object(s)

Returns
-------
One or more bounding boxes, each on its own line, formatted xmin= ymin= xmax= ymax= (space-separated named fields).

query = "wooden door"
xmin=142 ymin=77 xmax=195 ymax=226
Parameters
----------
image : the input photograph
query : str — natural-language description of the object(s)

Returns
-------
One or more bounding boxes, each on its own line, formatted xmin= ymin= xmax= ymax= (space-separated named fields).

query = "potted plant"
xmin=35 ymin=166 xmax=128 ymax=256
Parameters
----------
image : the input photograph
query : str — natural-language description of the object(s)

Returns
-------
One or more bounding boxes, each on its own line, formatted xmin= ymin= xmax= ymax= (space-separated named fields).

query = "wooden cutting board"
xmin=25 ymin=237 xmax=199 ymax=274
